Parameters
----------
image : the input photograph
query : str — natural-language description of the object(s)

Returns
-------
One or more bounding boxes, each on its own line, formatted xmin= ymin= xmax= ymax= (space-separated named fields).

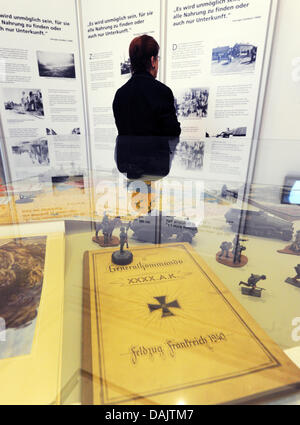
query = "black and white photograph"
xmin=3 ymin=88 xmax=44 ymax=119
xmin=120 ymin=56 xmax=131 ymax=76
xmin=11 ymin=137 xmax=50 ymax=168
xmin=212 ymin=43 xmax=258 ymax=74
xmin=206 ymin=126 xmax=247 ymax=138
xmin=37 ymin=51 xmax=76 ymax=78
xmin=46 ymin=127 xmax=81 ymax=136
xmin=46 ymin=128 xmax=57 ymax=136
xmin=175 ymin=88 xmax=209 ymax=119
xmin=173 ymin=141 xmax=205 ymax=171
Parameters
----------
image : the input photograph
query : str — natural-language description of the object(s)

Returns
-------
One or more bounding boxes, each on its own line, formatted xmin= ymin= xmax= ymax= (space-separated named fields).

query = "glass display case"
xmin=0 ymin=0 xmax=300 ymax=406
xmin=1 ymin=173 xmax=300 ymax=404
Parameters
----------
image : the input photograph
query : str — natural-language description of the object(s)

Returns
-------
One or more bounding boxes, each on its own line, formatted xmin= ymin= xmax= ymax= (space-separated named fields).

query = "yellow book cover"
xmin=82 ymin=243 xmax=300 ymax=405
xmin=0 ymin=227 xmax=65 ymax=404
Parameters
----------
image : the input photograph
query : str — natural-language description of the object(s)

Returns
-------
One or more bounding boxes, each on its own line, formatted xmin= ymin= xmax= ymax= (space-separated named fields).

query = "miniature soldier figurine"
xmin=290 ymin=231 xmax=300 ymax=253
xmin=235 ymin=244 xmax=246 ymax=263
xmin=95 ymin=212 xmax=109 ymax=239
xmin=218 ymin=241 xmax=232 ymax=259
xmin=107 ymin=217 xmax=121 ymax=242
xmin=285 ymin=264 xmax=300 ymax=288
xmin=232 ymin=234 xmax=247 ymax=264
xmin=216 ymin=235 xmax=247 ymax=268
xmin=119 ymin=227 xmax=128 ymax=253
xmin=112 ymin=226 xmax=133 ymax=265
xmin=93 ymin=212 xmax=120 ymax=247
xmin=101 ymin=213 xmax=110 ymax=245
xmin=239 ymin=274 xmax=266 ymax=297
xmin=293 ymin=264 xmax=300 ymax=281
xmin=278 ymin=230 xmax=300 ymax=256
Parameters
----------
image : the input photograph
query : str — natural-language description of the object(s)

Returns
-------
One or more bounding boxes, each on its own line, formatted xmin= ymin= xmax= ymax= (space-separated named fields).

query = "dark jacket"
xmin=113 ymin=71 xmax=181 ymax=137
xmin=112 ymin=71 xmax=181 ymax=178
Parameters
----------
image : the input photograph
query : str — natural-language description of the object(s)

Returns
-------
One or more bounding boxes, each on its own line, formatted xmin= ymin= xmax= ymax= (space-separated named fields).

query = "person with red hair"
xmin=113 ymin=35 xmax=181 ymax=179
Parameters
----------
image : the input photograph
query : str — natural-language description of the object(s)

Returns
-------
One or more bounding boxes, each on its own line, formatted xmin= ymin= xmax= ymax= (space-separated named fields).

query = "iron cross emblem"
xmin=148 ymin=296 xmax=181 ymax=318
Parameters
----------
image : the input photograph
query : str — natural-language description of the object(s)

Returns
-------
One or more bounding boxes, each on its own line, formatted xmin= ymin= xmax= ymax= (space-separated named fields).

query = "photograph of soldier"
xmin=173 ymin=141 xmax=204 ymax=171
xmin=4 ymin=88 xmax=44 ymax=118
xmin=212 ymin=43 xmax=258 ymax=74
xmin=12 ymin=138 xmax=49 ymax=167
xmin=175 ymin=88 xmax=209 ymax=119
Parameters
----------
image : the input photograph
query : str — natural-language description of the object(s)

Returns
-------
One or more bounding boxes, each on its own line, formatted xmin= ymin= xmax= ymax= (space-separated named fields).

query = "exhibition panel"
xmin=0 ymin=0 xmax=299 ymax=406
